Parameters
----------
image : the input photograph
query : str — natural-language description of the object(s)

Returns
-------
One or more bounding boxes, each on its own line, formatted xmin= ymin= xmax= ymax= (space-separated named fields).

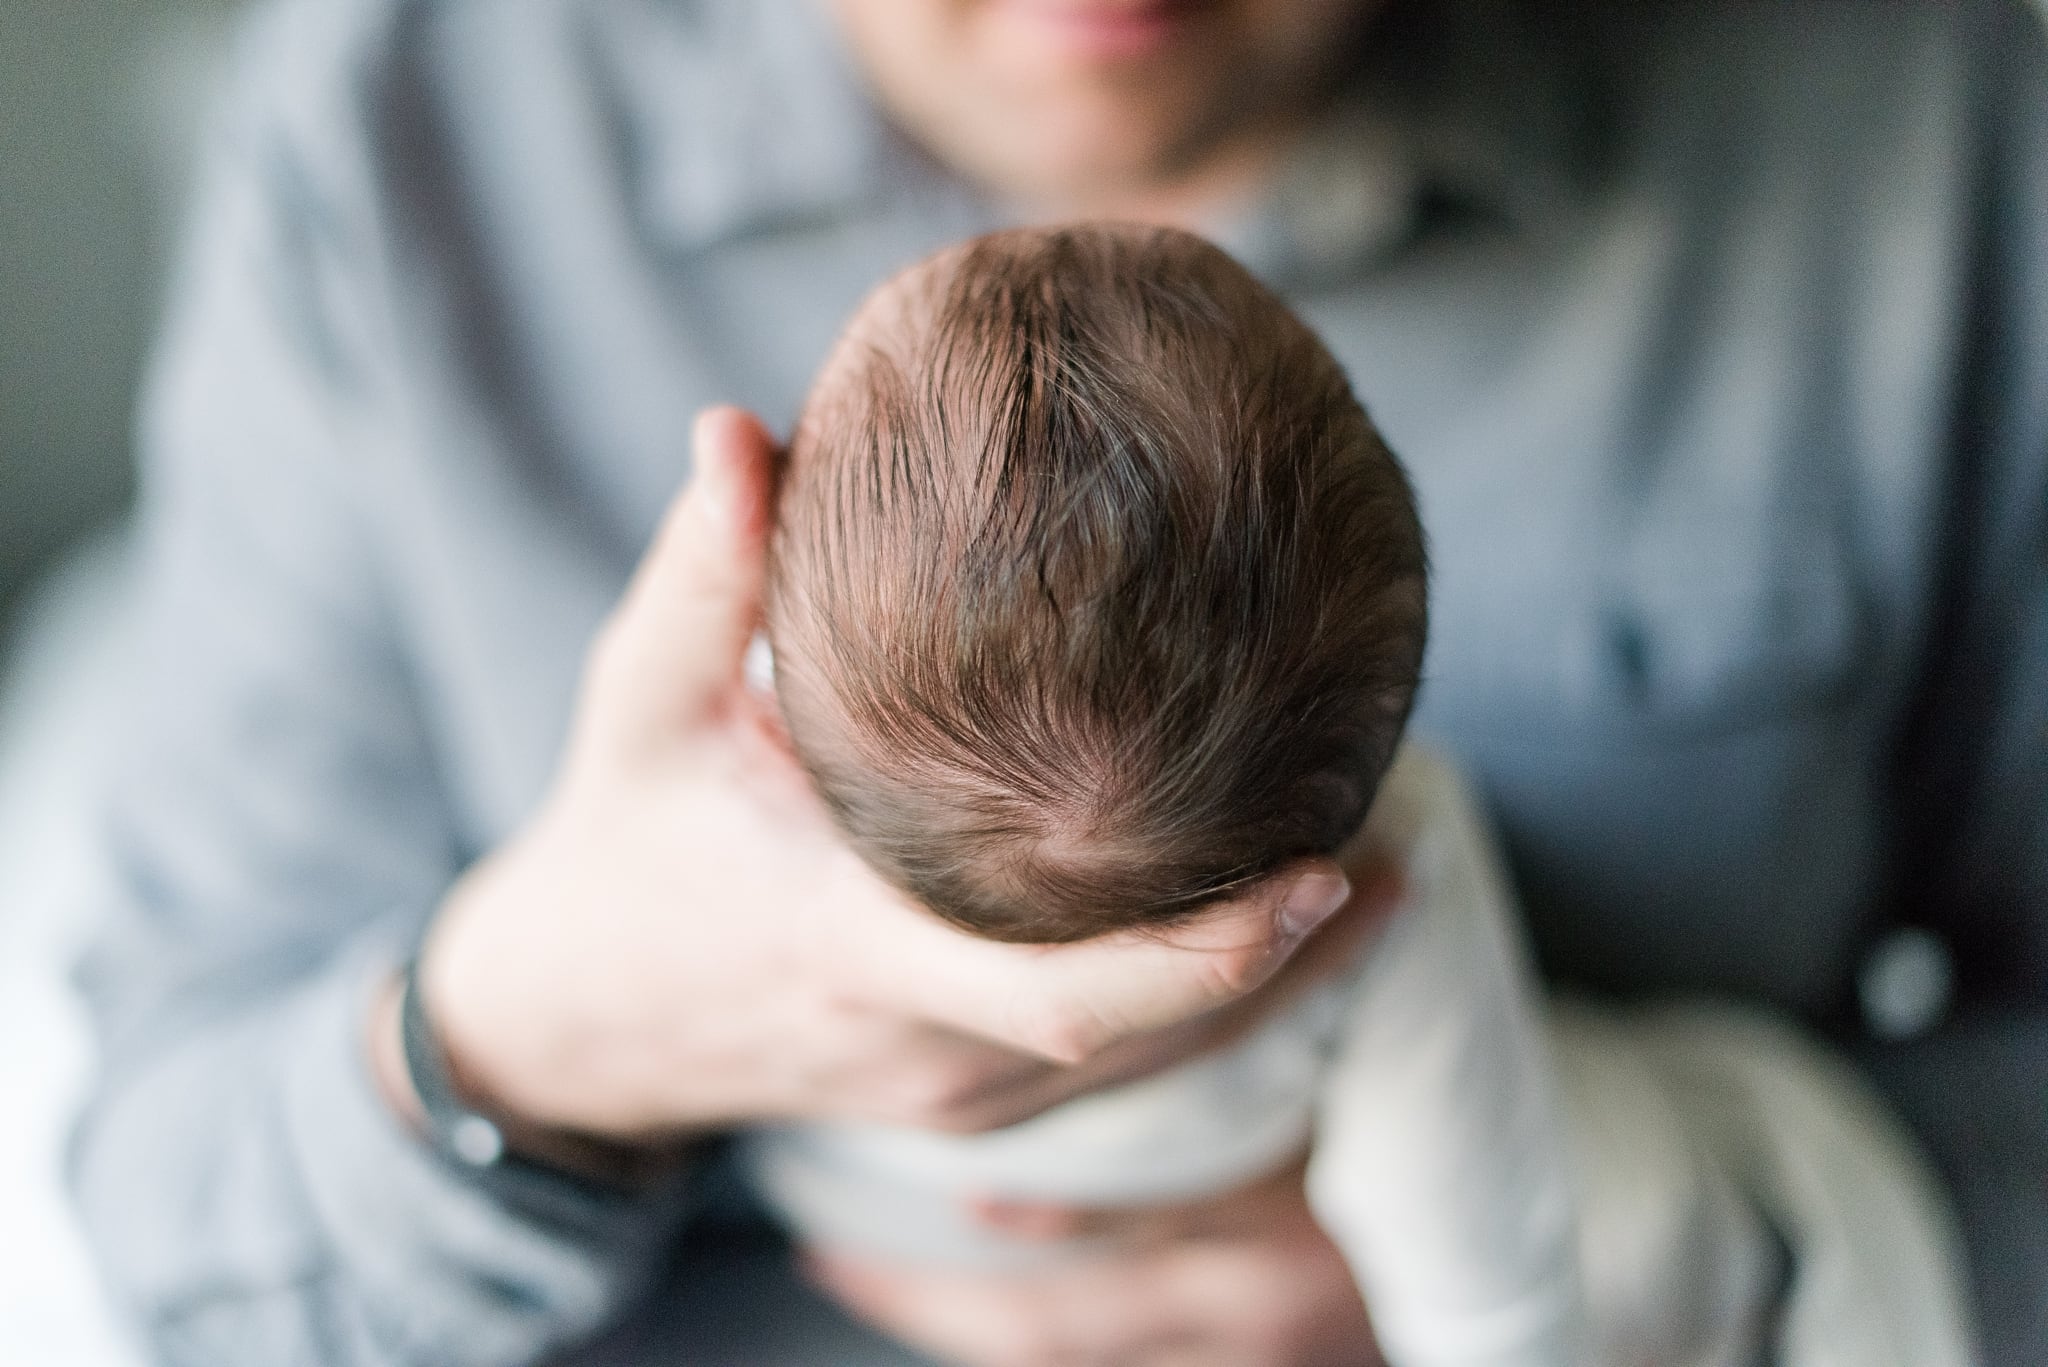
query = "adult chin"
xmin=827 ymin=0 xmax=1381 ymax=210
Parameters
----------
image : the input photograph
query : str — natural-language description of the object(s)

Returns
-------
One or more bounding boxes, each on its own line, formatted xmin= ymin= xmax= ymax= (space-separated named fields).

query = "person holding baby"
xmin=71 ymin=2 xmax=2046 ymax=1365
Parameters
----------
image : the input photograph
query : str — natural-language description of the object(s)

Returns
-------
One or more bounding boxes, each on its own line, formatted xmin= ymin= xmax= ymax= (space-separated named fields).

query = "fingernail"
xmin=1278 ymin=870 xmax=1351 ymax=939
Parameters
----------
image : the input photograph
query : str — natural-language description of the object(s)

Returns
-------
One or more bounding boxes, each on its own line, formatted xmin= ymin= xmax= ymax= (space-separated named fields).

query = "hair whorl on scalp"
xmin=767 ymin=224 xmax=1426 ymax=943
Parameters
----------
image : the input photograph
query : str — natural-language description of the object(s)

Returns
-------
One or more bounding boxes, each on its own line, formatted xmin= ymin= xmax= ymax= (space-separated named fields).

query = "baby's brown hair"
xmin=767 ymin=224 xmax=1425 ymax=944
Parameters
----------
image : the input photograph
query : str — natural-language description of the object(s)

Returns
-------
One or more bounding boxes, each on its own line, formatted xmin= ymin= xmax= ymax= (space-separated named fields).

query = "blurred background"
xmin=1 ymin=2 xmax=244 ymax=616
xmin=2 ymin=7 xmax=243 ymax=1362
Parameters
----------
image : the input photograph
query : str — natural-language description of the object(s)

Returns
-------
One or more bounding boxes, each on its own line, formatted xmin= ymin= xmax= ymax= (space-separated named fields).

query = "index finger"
xmin=882 ymin=863 xmax=1355 ymax=1064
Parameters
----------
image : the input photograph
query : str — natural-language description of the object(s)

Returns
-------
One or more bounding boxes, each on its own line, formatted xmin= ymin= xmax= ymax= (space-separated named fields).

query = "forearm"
xmin=71 ymin=930 xmax=697 ymax=1367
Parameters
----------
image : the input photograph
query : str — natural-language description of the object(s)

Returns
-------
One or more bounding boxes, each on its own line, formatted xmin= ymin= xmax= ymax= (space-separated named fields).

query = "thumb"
xmin=585 ymin=406 xmax=779 ymax=740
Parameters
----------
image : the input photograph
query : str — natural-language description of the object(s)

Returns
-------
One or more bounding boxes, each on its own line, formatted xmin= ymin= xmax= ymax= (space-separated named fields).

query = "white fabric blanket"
xmin=749 ymin=748 xmax=1980 ymax=1367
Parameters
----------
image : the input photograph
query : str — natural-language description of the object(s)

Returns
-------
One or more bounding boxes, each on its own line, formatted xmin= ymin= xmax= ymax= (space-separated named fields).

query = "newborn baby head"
xmin=767 ymin=224 xmax=1425 ymax=944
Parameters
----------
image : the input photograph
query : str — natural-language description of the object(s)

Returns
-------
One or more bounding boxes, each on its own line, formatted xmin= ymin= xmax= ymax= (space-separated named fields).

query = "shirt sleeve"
xmin=1304 ymin=746 xmax=1592 ymax=1367
xmin=67 ymin=7 xmax=695 ymax=1364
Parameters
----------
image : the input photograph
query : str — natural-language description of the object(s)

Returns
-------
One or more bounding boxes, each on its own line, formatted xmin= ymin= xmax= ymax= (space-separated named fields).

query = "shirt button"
xmin=450 ymin=1113 xmax=507 ymax=1168
xmin=1857 ymin=927 xmax=1954 ymax=1041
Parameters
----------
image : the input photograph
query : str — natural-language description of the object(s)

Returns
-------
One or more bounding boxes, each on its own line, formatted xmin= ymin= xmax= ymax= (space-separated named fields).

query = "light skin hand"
xmin=368 ymin=406 xmax=1372 ymax=1152
xmin=798 ymin=847 xmax=1407 ymax=1367
xmin=934 ymin=848 xmax=1404 ymax=1134
xmin=807 ymin=1156 xmax=1385 ymax=1367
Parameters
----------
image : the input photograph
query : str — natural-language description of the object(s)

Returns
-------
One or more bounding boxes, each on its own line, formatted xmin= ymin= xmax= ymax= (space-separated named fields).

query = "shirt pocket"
xmin=1418 ymin=482 xmax=1871 ymax=742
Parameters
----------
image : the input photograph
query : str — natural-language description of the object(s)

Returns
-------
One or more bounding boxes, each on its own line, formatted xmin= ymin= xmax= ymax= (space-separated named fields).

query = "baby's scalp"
xmin=767 ymin=224 xmax=1426 ymax=943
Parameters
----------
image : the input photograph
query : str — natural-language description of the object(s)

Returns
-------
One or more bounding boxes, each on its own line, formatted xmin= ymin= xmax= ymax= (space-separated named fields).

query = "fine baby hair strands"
xmin=767 ymin=224 xmax=1427 ymax=943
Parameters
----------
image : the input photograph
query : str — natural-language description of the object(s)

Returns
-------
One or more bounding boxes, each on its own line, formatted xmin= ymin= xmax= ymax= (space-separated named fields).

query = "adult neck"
xmin=1011 ymin=117 xmax=1306 ymax=233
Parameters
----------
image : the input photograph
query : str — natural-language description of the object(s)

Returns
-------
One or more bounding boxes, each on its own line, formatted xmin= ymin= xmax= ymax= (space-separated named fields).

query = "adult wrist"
xmin=369 ymin=959 xmax=690 ymax=1194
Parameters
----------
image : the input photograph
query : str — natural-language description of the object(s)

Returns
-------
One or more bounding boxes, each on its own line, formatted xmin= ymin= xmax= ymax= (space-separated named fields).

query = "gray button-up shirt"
xmin=71 ymin=1 xmax=2048 ymax=1364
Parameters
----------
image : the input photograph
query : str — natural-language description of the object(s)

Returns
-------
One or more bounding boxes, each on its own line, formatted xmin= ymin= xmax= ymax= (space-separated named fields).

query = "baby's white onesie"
xmin=742 ymin=745 xmax=1783 ymax=1367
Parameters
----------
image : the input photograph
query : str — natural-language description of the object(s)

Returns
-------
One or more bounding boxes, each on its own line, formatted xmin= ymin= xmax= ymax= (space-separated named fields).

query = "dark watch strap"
xmin=394 ymin=958 xmax=693 ymax=1212
xmin=398 ymin=957 xmax=510 ymax=1168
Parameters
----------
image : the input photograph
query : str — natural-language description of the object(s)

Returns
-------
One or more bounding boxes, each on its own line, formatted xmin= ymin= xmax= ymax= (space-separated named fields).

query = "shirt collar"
xmin=600 ymin=0 xmax=1601 ymax=268
xmin=1220 ymin=0 xmax=1603 ymax=285
xmin=1393 ymin=0 xmax=1601 ymax=230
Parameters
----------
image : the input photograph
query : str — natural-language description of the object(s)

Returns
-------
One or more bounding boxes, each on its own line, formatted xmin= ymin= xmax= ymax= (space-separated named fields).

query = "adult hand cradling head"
xmin=385 ymin=407 xmax=1391 ymax=1160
